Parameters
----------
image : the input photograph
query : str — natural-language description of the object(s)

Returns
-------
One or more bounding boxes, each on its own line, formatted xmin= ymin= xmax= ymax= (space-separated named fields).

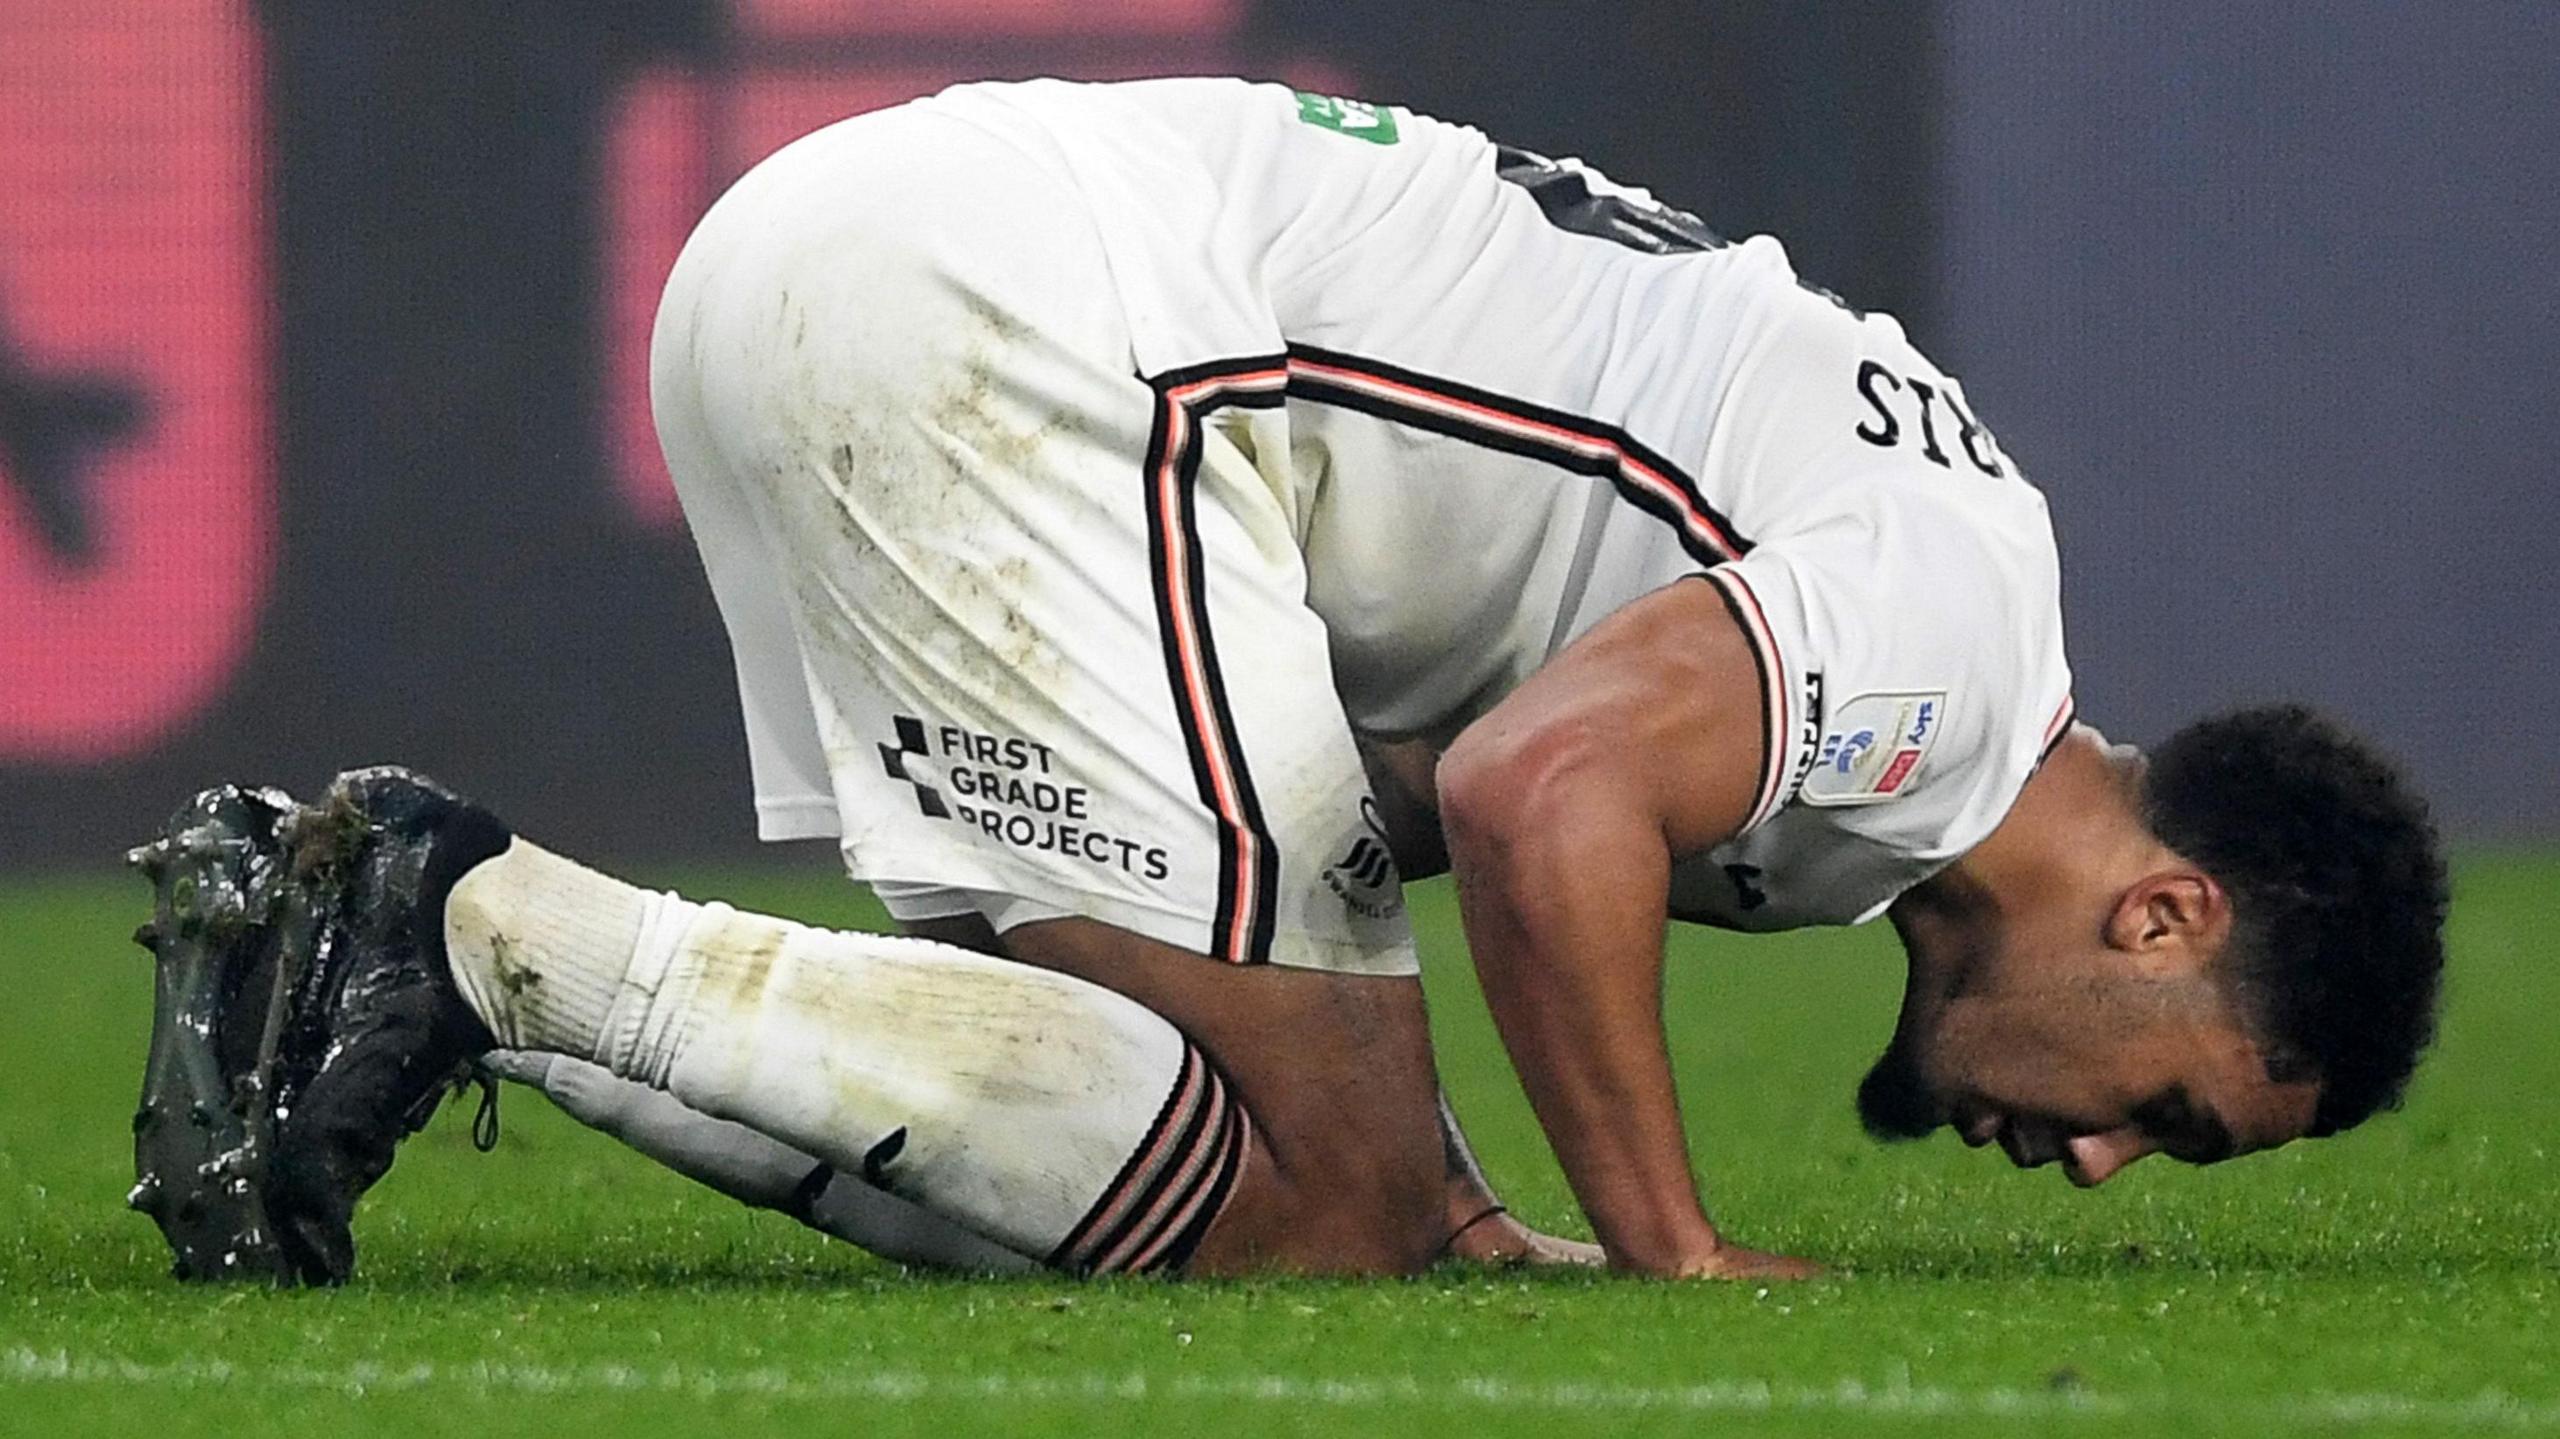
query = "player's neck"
xmin=1898 ymin=728 xmax=2156 ymax=932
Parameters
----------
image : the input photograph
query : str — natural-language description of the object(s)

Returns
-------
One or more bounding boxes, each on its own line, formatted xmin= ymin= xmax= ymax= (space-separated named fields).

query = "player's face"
xmin=1856 ymin=964 xmax=2323 ymax=1187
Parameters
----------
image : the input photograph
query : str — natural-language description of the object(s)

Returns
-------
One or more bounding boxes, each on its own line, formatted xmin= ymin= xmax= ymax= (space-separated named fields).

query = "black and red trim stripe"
xmin=1046 ymin=1042 xmax=1251 ymax=1276
xmin=1701 ymin=567 xmax=1792 ymax=832
xmin=1142 ymin=347 xmax=1756 ymax=958
xmin=1282 ymin=343 xmax=1751 ymax=567
xmin=1144 ymin=357 xmax=1289 ymax=967
xmin=2035 ymin=694 xmax=2077 ymax=768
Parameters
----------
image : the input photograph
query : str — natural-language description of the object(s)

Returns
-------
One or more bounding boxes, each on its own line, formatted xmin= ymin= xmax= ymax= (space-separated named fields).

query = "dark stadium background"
xmin=3 ymin=1 xmax=2552 ymax=870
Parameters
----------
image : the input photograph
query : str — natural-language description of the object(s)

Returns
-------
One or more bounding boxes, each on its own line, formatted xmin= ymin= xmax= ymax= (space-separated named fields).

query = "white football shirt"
xmin=914 ymin=78 xmax=2075 ymax=928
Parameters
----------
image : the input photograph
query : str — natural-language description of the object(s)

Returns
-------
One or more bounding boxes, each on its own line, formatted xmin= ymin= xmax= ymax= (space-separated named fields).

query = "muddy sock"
xmin=442 ymin=840 xmax=1248 ymax=1271
xmin=485 ymin=1050 xmax=1036 ymax=1272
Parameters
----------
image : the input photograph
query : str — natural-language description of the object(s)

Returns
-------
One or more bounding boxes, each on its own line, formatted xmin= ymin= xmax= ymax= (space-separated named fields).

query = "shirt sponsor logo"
xmin=879 ymin=714 xmax=1171 ymax=880
xmin=1293 ymin=90 xmax=1401 ymax=145
xmin=1800 ymin=691 xmax=1948 ymax=807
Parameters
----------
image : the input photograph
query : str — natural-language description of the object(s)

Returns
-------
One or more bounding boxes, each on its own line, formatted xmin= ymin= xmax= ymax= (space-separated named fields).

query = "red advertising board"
xmin=0 ymin=2 xmax=271 ymax=762
xmin=1 ymin=1 xmax=1336 ymax=764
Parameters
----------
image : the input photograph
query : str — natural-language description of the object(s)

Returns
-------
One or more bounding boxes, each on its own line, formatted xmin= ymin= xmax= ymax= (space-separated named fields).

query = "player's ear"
xmin=2103 ymin=868 xmax=2230 ymax=972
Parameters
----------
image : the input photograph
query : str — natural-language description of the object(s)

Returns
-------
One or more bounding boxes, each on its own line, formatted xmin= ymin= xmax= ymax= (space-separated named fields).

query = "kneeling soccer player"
xmin=130 ymin=79 xmax=2449 ymax=1283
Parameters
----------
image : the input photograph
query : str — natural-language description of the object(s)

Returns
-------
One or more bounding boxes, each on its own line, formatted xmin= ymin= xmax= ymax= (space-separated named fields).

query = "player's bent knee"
xmin=992 ymin=917 xmax=1448 ymax=1276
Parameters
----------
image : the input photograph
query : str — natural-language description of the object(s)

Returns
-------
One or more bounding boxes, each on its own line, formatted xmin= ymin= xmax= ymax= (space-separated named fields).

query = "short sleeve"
xmin=1672 ymin=506 xmax=2068 ymax=929
xmin=1701 ymin=500 xmax=2070 ymax=868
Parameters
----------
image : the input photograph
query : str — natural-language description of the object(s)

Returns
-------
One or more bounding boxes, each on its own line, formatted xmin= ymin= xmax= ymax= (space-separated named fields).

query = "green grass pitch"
xmin=2 ymin=855 xmax=2554 ymax=1437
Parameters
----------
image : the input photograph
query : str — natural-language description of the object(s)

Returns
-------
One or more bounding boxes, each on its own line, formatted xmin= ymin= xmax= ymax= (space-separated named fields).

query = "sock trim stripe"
xmin=1124 ymin=1100 xmax=1249 ymax=1276
xmin=1047 ymin=1044 xmax=1210 ymax=1271
xmin=1076 ymin=1060 xmax=1227 ymax=1274
xmin=1086 ymin=1064 xmax=1233 ymax=1274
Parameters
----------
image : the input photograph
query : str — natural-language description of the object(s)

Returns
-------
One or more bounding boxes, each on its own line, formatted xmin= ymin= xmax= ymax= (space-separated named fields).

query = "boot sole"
xmin=126 ymin=785 xmax=306 ymax=1284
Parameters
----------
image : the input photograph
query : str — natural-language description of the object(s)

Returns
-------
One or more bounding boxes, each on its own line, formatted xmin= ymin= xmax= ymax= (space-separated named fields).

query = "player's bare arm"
xmin=1346 ymin=732 xmax=1606 ymax=1267
xmin=1438 ymin=577 xmax=1813 ymax=1279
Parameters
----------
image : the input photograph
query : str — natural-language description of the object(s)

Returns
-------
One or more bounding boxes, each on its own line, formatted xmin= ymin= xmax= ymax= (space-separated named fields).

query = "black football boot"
xmin=127 ymin=783 xmax=307 ymax=1282
xmin=259 ymin=766 xmax=512 ymax=1284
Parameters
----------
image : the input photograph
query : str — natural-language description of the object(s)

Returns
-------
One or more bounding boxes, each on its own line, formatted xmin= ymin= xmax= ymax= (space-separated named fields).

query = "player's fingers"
xmin=1679 ymin=1244 xmax=1826 ymax=1281
xmin=1748 ymin=1251 xmax=1827 ymax=1281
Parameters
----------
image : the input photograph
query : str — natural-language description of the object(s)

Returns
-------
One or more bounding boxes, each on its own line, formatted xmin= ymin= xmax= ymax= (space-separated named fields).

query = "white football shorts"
xmin=650 ymin=100 xmax=1417 ymax=976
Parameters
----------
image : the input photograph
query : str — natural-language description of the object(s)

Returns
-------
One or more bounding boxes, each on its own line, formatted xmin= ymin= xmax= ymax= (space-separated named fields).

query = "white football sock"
xmin=443 ymin=840 xmax=1249 ymax=1273
xmin=482 ymin=1050 xmax=1035 ymax=1273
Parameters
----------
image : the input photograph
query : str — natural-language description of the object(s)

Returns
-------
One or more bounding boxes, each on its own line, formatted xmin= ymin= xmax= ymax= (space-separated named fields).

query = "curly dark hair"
xmin=2140 ymin=704 xmax=2450 ymax=1137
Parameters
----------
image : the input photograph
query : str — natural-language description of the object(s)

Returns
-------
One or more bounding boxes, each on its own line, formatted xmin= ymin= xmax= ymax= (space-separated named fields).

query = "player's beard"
xmin=1863 ymin=906 xmax=1997 ymax=1142
xmin=1855 ymin=1036 xmax=1943 ymax=1142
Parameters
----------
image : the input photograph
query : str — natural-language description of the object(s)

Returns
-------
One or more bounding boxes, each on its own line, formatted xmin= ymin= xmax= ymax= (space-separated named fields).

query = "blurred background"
xmin=3 ymin=0 xmax=2553 ymax=871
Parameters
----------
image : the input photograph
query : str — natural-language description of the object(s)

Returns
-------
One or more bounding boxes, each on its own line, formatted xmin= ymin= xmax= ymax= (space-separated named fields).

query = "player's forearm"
xmin=1441 ymin=781 xmax=1719 ymax=1273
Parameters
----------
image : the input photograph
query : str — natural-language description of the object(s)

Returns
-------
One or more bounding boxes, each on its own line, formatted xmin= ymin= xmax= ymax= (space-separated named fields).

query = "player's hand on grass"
xmin=1657 ymin=1238 xmax=1824 ymax=1281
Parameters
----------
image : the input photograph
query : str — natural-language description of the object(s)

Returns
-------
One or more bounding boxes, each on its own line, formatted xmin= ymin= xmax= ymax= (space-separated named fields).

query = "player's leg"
xmin=474 ymin=904 xmax=1449 ymax=1276
xmin=990 ymin=916 xmax=1448 ymax=1275
xmin=476 ymin=892 xmax=1445 ymax=1275
xmin=480 ymin=1049 xmax=1037 ymax=1273
xmin=895 ymin=902 xmax=1451 ymax=1273
xmin=439 ymin=831 xmax=1267 ymax=1274
xmin=481 ymin=895 xmax=1036 ymax=1273
xmin=443 ymin=849 xmax=1443 ymax=1276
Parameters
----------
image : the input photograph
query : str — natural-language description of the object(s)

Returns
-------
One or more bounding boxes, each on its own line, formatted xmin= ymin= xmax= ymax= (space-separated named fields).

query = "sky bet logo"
xmin=880 ymin=715 xmax=1170 ymax=881
xmin=1802 ymin=690 xmax=1945 ymax=807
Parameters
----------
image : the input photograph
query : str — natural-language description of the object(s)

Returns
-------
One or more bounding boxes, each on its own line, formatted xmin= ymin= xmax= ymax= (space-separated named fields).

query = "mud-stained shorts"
xmin=649 ymin=100 xmax=1416 ymax=976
